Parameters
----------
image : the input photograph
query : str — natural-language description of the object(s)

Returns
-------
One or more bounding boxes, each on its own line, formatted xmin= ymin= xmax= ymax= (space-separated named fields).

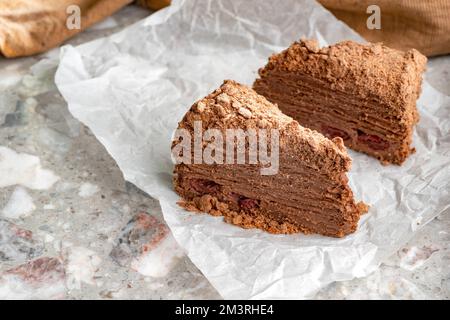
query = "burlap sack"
xmin=137 ymin=0 xmax=170 ymax=11
xmin=0 ymin=0 xmax=133 ymax=58
xmin=1 ymin=0 xmax=449 ymax=58
xmin=318 ymin=0 xmax=450 ymax=56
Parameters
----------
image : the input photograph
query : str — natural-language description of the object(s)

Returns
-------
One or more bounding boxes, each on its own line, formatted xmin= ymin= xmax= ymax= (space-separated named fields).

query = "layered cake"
xmin=253 ymin=39 xmax=427 ymax=165
xmin=172 ymin=80 xmax=367 ymax=237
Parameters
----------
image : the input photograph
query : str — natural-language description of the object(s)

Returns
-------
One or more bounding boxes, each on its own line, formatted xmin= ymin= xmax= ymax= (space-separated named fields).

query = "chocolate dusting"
xmin=173 ymin=80 xmax=367 ymax=237
xmin=253 ymin=39 xmax=427 ymax=165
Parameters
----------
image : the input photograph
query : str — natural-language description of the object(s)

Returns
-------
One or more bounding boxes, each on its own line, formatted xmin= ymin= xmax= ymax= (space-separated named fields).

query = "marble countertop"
xmin=0 ymin=5 xmax=449 ymax=300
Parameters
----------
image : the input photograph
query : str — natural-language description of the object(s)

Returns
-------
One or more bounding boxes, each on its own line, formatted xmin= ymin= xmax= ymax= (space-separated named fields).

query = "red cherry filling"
xmin=190 ymin=179 xmax=220 ymax=194
xmin=321 ymin=125 xmax=350 ymax=141
xmin=228 ymin=192 xmax=259 ymax=210
xmin=357 ymin=131 xmax=389 ymax=151
xmin=227 ymin=192 xmax=241 ymax=204
xmin=238 ymin=198 xmax=259 ymax=210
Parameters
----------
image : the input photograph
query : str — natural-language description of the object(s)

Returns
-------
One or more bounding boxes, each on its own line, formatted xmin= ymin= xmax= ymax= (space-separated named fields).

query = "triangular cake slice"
xmin=253 ymin=39 xmax=427 ymax=165
xmin=172 ymin=80 xmax=367 ymax=237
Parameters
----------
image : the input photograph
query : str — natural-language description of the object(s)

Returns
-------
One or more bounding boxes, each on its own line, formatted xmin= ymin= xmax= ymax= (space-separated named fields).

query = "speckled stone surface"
xmin=0 ymin=5 xmax=449 ymax=300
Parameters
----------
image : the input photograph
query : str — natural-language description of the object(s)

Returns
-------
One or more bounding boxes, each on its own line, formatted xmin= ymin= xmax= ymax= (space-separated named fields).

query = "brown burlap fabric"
xmin=318 ymin=0 xmax=450 ymax=56
xmin=0 ymin=0 xmax=133 ymax=58
xmin=136 ymin=0 xmax=169 ymax=11
xmin=1 ymin=0 xmax=448 ymax=58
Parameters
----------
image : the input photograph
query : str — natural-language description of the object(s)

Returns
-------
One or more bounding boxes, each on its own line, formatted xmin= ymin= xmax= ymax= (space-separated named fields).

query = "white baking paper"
xmin=54 ymin=0 xmax=450 ymax=299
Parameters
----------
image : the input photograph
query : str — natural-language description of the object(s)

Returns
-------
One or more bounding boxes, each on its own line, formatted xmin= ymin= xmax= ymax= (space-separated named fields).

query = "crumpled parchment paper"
xmin=54 ymin=0 xmax=450 ymax=299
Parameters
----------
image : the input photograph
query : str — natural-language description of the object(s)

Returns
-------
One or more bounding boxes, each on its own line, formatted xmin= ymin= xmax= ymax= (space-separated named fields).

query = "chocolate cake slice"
xmin=172 ymin=80 xmax=367 ymax=237
xmin=253 ymin=39 xmax=427 ymax=165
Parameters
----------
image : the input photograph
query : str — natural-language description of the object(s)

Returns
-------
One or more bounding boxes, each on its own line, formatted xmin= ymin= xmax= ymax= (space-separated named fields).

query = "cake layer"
xmin=260 ymin=72 xmax=414 ymax=131
xmin=176 ymin=174 xmax=352 ymax=223
xmin=254 ymin=72 xmax=413 ymax=163
xmin=175 ymin=172 xmax=362 ymax=237
xmin=176 ymin=164 xmax=354 ymax=214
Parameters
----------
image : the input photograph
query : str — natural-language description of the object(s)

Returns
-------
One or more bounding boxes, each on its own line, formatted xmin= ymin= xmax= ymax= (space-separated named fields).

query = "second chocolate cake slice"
xmin=253 ymin=39 xmax=427 ymax=165
xmin=172 ymin=80 xmax=367 ymax=237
